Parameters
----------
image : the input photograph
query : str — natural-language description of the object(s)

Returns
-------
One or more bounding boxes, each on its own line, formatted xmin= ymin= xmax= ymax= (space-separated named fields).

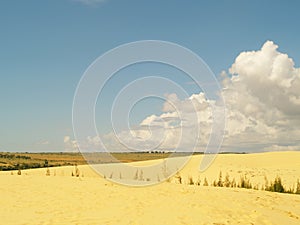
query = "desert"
xmin=1 ymin=151 xmax=300 ymax=225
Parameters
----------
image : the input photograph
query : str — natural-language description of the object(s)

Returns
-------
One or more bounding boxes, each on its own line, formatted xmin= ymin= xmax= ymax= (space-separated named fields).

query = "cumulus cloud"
xmin=69 ymin=40 xmax=300 ymax=152
xmin=221 ymin=41 xmax=300 ymax=149
xmin=100 ymin=92 xmax=213 ymax=152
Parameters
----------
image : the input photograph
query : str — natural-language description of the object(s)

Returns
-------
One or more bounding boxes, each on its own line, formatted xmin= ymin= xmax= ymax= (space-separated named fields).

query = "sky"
xmin=0 ymin=0 xmax=300 ymax=152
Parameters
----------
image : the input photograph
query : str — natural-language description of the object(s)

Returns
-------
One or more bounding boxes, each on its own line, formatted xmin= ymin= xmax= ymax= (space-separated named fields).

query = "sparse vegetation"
xmin=217 ymin=171 xmax=223 ymax=187
xmin=224 ymin=173 xmax=231 ymax=187
xmin=174 ymin=172 xmax=182 ymax=184
xmin=195 ymin=176 xmax=201 ymax=186
xmin=173 ymin=171 xmax=300 ymax=195
xmin=75 ymin=165 xmax=80 ymax=177
xmin=187 ymin=176 xmax=194 ymax=185
xmin=231 ymin=178 xmax=236 ymax=188
xmin=46 ymin=168 xmax=50 ymax=176
xmin=138 ymin=170 xmax=144 ymax=181
xmin=238 ymin=175 xmax=252 ymax=189
xmin=203 ymin=177 xmax=209 ymax=186
xmin=265 ymin=176 xmax=285 ymax=193
xmin=296 ymin=179 xmax=300 ymax=194
xmin=134 ymin=170 xmax=138 ymax=180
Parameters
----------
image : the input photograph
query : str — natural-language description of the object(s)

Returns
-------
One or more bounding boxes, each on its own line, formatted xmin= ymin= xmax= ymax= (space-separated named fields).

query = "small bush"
xmin=231 ymin=178 xmax=236 ymax=188
xmin=139 ymin=170 xmax=144 ymax=181
xmin=188 ymin=176 xmax=194 ymax=185
xmin=217 ymin=171 xmax=223 ymax=187
xmin=264 ymin=176 xmax=268 ymax=191
xmin=46 ymin=168 xmax=50 ymax=176
xmin=134 ymin=170 xmax=138 ymax=180
xmin=195 ymin=176 xmax=201 ymax=186
xmin=212 ymin=180 xmax=217 ymax=187
xmin=224 ymin=173 xmax=230 ymax=187
xmin=239 ymin=175 xmax=252 ymax=189
xmin=174 ymin=172 xmax=182 ymax=184
xmin=17 ymin=169 xmax=21 ymax=175
xmin=286 ymin=186 xmax=294 ymax=194
xmin=296 ymin=179 xmax=300 ymax=194
xmin=203 ymin=177 xmax=209 ymax=186
xmin=75 ymin=165 xmax=80 ymax=177
xmin=265 ymin=176 xmax=285 ymax=193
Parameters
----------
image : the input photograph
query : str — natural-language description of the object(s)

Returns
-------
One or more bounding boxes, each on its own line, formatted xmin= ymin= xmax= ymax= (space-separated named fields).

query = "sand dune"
xmin=1 ymin=151 xmax=300 ymax=224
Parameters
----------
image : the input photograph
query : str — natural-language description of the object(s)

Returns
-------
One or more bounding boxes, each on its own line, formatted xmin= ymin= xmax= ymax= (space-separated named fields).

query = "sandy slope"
xmin=0 ymin=151 xmax=300 ymax=225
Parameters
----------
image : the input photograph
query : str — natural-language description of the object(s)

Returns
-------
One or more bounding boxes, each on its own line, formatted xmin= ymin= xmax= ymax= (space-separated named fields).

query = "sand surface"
xmin=1 ymin=151 xmax=300 ymax=225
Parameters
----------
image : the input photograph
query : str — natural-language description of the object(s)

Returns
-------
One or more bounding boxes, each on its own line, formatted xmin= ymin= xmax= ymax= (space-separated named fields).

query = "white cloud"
xmin=99 ymin=92 xmax=212 ymax=152
xmin=221 ymin=40 xmax=300 ymax=149
xmin=69 ymin=40 xmax=300 ymax=152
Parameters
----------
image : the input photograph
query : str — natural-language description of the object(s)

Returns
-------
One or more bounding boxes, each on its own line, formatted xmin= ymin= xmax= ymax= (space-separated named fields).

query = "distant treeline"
xmin=0 ymin=153 xmax=31 ymax=160
xmin=0 ymin=163 xmax=71 ymax=171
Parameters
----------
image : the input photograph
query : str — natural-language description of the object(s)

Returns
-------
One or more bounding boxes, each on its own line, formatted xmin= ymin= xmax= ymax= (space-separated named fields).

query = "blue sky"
xmin=1 ymin=0 xmax=300 ymax=151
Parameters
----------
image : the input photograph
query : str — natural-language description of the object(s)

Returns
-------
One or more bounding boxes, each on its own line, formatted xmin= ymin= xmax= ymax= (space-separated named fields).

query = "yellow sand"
xmin=0 ymin=151 xmax=300 ymax=225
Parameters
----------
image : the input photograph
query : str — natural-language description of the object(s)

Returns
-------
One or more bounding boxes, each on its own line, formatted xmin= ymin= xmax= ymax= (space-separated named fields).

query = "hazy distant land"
xmin=0 ymin=151 xmax=247 ymax=171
